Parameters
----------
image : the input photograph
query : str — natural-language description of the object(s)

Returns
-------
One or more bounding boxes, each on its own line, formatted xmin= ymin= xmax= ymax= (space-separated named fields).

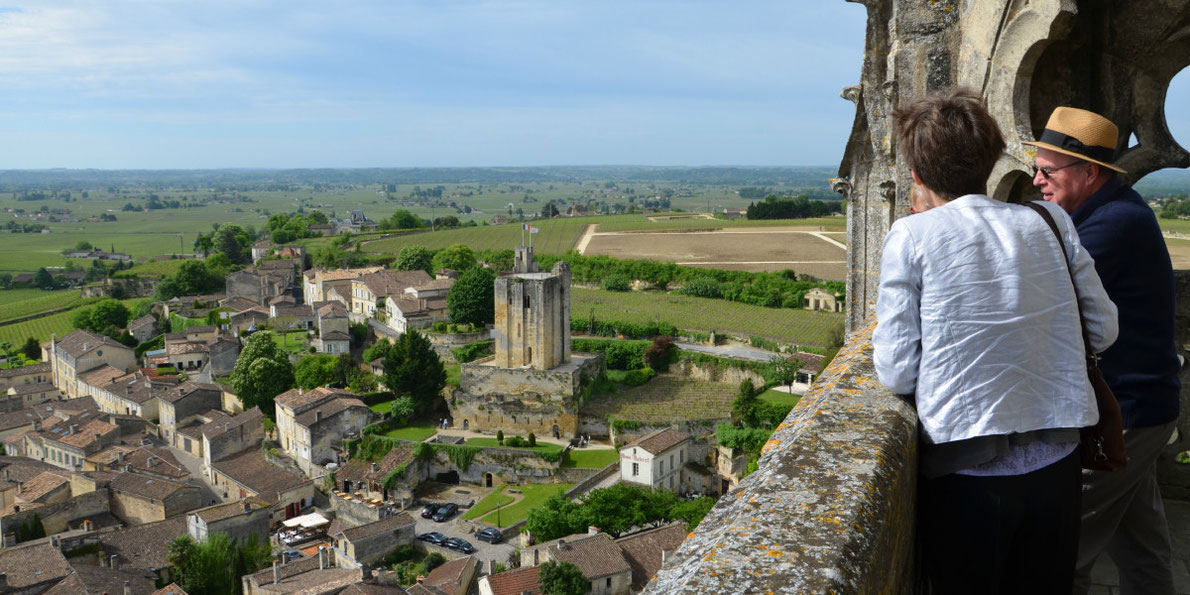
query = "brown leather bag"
xmin=1026 ymin=202 xmax=1127 ymax=471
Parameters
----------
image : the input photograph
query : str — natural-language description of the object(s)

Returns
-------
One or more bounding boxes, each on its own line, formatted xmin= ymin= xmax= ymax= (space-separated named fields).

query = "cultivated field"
xmin=595 ymin=215 xmax=845 ymax=233
xmin=582 ymin=374 xmax=736 ymax=422
xmin=0 ymin=310 xmax=74 ymax=346
xmin=572 ymin=287 xmax=844 ymax=347
xmin=1165 ymin=237 xmax=1190 ymax=269
xmin=0 ymin=289 xmax=87 ymax=324
xmin=363 ymin=216 xmax=599 ymax=255
xmin=581 ymin=228 xmax=847 ymax=279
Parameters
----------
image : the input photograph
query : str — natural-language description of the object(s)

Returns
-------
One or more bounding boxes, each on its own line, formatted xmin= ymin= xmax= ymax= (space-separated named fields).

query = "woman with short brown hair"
xmin=873 ymin=89 xmax=1118 ymax=592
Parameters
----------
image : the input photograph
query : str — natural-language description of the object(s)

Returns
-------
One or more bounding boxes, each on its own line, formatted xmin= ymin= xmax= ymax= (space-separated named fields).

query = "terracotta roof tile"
xmin=628 ymin=428 xmax=689 ymax=456
xmin=96 ymin=516 xmax=188 ymax=570
xmin=0 ymin=542 xmax=72 ymax=590
xmin=483 ymin=565 xmax=542 ymax=595
xmin=424 ymin=555 xmax=476 ymax=591
xmin=0 ymin=362 xmax=50 ymax=379
xmin=614 ymin=522 xmax=689 ymax=590
xmin=294 ymin=397 xmax=367 ymax=427
xmin=210 ymin=450 xmax=311 ymax=503
xmin=109 ymin=471 xmax=192 ymax=500
xmin=545 ymin=533 xmax=631 ymax=580
xmin=274 ymin=386 xmax=356 ymax=413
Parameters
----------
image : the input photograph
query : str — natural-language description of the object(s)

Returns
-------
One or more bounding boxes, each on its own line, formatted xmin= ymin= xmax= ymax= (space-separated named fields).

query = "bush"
xmin=504 ymin=435 xmax=527 ymax=447
xmin=621 ymin=367 xmax=655 ymax=386
xmin=451 ymin=340 xmax=493 ymax=364
xmin=678 ymin=277 xmax=723 ymax=299
xmin=572 ymin=338 xmax=649 ymax=370
xmin=642 ymin=336 xmax=674 ymax=371
xmin=601 ymin=273 xmax=631 ymax=292
xmin=528 ymin=432 xmax=536 ymax=447
xmin=496 ymin=430 xmax=504 ymax=445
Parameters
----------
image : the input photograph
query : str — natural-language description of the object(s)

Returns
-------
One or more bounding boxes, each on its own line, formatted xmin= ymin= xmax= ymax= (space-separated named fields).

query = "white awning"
xmin=281 ymin=512 xmax=329 ymax=529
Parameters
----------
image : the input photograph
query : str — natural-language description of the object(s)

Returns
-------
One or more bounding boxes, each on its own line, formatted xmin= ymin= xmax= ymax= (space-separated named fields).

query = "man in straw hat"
xmin=1027 ymin=107 xmax=1181 ymax=594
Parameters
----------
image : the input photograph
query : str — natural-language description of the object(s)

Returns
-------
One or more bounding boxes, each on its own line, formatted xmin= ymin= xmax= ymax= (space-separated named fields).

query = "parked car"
xmin=432 ymin=503 xmax=458 ymax=522
xmin=445 ymin=537 xmax=475 ymax=554
xmin=417 ymin=532 xmax=448 ymax=546
xmin=420 ymin=504 xmax=438 ymax=519
xmin=475 ymin=527 xmax=503 ymax=544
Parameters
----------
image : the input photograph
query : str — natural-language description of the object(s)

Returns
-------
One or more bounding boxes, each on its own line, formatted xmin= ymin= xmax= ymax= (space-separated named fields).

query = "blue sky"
xmin=0 ymin=2 xmax=1185 ymax=170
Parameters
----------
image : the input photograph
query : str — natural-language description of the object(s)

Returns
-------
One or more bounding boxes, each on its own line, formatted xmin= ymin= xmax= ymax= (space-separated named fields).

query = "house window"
xmin=632 ymin=463 xmax=639 ymax=476
xmin=606 ymin=577 xmax=612 ymax=588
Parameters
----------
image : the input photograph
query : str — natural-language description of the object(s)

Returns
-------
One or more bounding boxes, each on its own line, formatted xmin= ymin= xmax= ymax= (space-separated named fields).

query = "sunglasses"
xmin=1031 ymin=162 xmax=1083 ymax=179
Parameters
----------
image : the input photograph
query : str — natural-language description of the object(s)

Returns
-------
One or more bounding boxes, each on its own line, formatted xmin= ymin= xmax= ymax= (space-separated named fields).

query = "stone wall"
xmin=0 ymin=489 xmax=111 ymax=537
xmin=460 ymin=354 xmax=601 ymax=398
xmin=428 ymin=330 xmax=491 ymax=345
xmin=668 ymin=358 xmax=766 ymax=388
xmin=111 ymin=485 xmax=201 ymax=526
xmin=646 ymin=322 xmax=918 ymax=593
xmin=343 ymin=521 xmax=417 ymax=566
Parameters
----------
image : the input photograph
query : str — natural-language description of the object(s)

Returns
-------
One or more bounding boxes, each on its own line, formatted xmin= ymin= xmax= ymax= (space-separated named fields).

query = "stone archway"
xmin=839 ymin=0 xmax=1190 ymax=331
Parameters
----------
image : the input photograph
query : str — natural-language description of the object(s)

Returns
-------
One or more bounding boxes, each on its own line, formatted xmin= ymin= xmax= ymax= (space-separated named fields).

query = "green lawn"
xmin=477 ymin=483 xmax=575 ymax=528
xmin=380 ymin=421 xmax=438 ymax=442
xmin=572 ymin=287 xmax=844 ymax=347
xmin=759 ymin=388 xmax=801 ymax=408
xmin=561 ymin=449 xmax=620 ymax=469
xmin=369 ymin=399 xmax=397 ymax=414
xmin=464 ymin=438 xmax=564 ymax=456
xmin=582 ymin=374 xmax=736 ymax=423
xmin=270 ymin=330 xmax=310 ymax=354
xmin=445 ymin=363 xmax=461 ymax=387
xmin=461 ymin=485 xmax=516 ymax=520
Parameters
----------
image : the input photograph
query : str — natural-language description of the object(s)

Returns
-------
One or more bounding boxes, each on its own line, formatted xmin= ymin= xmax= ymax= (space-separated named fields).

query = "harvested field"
xmin=581 ymin=374 xmax=736 ymax=422
xmin=1165 ymin=237 xmax=1190 ymax=269
xmin=582 ymin=229 xmax=846 ymax=280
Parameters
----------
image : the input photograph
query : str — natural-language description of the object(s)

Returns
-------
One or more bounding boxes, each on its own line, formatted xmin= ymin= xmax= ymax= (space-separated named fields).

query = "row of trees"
xmin=265 ymin=211 xmax=327 ymax=243
xmin=745 ymin=194 xmax=843 ymax=220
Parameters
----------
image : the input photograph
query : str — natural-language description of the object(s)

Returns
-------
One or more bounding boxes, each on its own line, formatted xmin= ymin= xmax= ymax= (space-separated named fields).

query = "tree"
xmin=731 ymin=379 xmax=762 ymax=427
xmin=333 ymin=353 xmax=358 ymax=387
xmin=643 ymin=336 xmax=674 ymax=371
xmin=168 ymin=532 xmax=270 ymax=595
xmin=389 ymin=396 xmax=416 ymax=425
xmin=446 ymin=267 xmax=495 ymax=327
xmin=294 ymin=354 xmax=338 ymax=389
xmin=90 ymin=299 xmax=131 ymax=331
xmin=538 ymin=560 xmax=590 ymax=595
xmin=542 ymin=201 xmax=560 ymax=218
xmin=215 ymin=223 xmax=249 ymax=264
xmin=431 ymin=243 xmax=477 ymax=272
xmin=393 ymin=246 xmax=433 ymax=274
xmin=525 ymin=494 xmax=588 ymax=543
xmin=381 ymin=330 xmax=445 ymax=414
xmin=770 ymin=355 xmax=802 ymax=392
xmin=21 ymin=337 xmax=40 ymax=361
xmin=385 ymin=209 xmax=423 ymax=230
xmin=33 ymin=268 xmax=54 ymax=290
xmin=669 ymin=496 xmax=717 ymax=530
xmin=230 ymin=332 xmax=294 ymax=417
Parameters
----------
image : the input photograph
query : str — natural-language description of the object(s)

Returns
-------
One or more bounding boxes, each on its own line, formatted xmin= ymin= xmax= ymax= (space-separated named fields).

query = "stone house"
xmin=14 ymin=470 xmax=72 ymax=506
xmin=333 ymin=447 xmax=417 ymax=504
xmin=803 ymin=287 xmax=843 ymax=313
xmin=85 ymin=444 xmax=188 ymax=481
xmin=228 ymin=307 xmax=269 ymax=336
xmin=521 ymin=533 xmax=632 ymax=595
xmin=333 ymin=512 xmax=417 ymax=566
xmin=313 ymin=330 xmax=351 ymax=355
xmin=206 ymin=335 xmax=242 ymax=375
xmin=0 ymin=410 xmax=46 ymax=442
xmin=0 ymin=542 xmax=74 ymax=594
xmin=209 ymin=449 xmax=314 ymax=520
xmin=166 ymin=341 xmax=209 ymax=372
xmin=128 ymin=315 xmax=158 ymax=343
xmin=44 ymin=330 xmax=136 ymax=399
xmin=0 ymin=362 xmax=51 ymax=394
xmin=226 ymin=268 xmax=291 ymax=306
xmin=187 ymin=498 xmax=272 ymax=545
xmin=316 ymin=301 xmax=349 ymax=336
xmin=96 ymin=516 xmax=188 ymax=586
xmin=274 ymin=387 xmax=369 ymax=475
xmin=613 ymin=523 xmax=688 ymax=591
xmin=167 ymin=325 xmax=219 ymax=345
xmin=302 ymin=267 xmax=384 ymax=304
xmin=241 ymin=547 xmax=362 ymax=595
xmin=619 ymin=428 xmax=690 ymax=492
xmin=157 ymin=381 xmax=223 ymax=443
xmin=420 ymin=555 xmax=480 ymax=595
xmin=479 ymin=565 xmax=542 ymax=595
xmin=270 ymin=303 xmax=316 ymax=330
xmin=201 ymin=407 xmax=265 ymax=471
xmin=349 ymin=270 xmax=433 ymax=320
xmin=384 ymin=292 xmax=448 ymax=334
xmin=89 ymin=371 xmax=165 ymax=421
xmin=37 ymin=418 xmax=122 ymax=472
xmin=108 ymin=471 xmax=201 ymax=526
xmin=6 ymin=383 xmax=62 ymax=409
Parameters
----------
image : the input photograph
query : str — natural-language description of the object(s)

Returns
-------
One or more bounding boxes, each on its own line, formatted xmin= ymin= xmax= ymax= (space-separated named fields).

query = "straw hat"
xmin=1023 ymin=106 xmax=1126 ymax=173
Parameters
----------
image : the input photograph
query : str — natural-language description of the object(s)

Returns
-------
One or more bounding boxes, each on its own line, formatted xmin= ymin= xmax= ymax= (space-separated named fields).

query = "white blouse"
xmin=873 ymin=195 xmax=1118 ymax=445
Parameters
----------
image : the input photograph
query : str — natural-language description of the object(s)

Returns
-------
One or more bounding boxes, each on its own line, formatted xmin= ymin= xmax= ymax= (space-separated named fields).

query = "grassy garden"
xmin=463 ymin=437 xmax=565 ymax=457
xmin=758 ymin=388 xmax=801 ymax=409
xmin=561 ymin=449 xmax=620 ymax=469
xmin=581 ymin=374 xmax=736 ymax=423
xmin=466 ymin=483 xmax=576 ymax=528
xmin=379 ymin=422 xmax=439 ymax=442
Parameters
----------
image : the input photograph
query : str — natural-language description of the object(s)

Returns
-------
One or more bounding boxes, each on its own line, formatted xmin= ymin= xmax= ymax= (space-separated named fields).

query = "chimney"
xmin=224 ymin=422 xmax=230 ymax=433
xmin=315 ymin=410 xmax=322 ymax=422
xmin=242 ymin=499 xmax=251 ymax=513
xmin=661 ymin=549 xmax=674 ymax=564
xmin=148 ymin=456 xmax=158 ymax=467
xmin=298 ymin=387 xmax=304 ymax=395
xmin=83 ymin=519 xmax=93 ymax=532
xmin=588 ymin=526 xmax=600 ymax=535
xmin=558 ymin=539 xmax=568 ymax=550
xmin=532 ymin=548 xmax=539 ymax=566
xmin=273 ymin=560 xmax=281 ymax=585
xmin=100 ymin=554 xmax=108 ymax=568
xmin=124 ymin=580 xmax=132 ymax=595
xmin=318 ymin=546 xmax=327 ymax=570
xmin=70 ymin=424 xmax=78 ymax=434
xmin=32 ymin=420 xmax=40 ymax=431
xmin=3 ymin=469 xmax=8 ymax=482
xmin=50 ymin=535 xmax=60 ymax=549
xmin=488 ymin=559 xmax=498 ymax=576
xmin=370 ymin=462 xmax=378 ymax=473
xmin=110 ymin=555 xmax=119 ymax=571
xmin=116 ymin=451 xmax=124 ymax=464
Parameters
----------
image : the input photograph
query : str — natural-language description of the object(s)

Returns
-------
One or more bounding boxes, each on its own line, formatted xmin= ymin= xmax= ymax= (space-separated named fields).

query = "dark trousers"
xmin=920 ymin=449 xmax=1082 ymax=594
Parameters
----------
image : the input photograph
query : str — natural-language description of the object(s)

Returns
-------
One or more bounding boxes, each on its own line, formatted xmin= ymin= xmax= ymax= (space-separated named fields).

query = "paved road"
xmin=168 ymin=443 xmax=226 ymax=506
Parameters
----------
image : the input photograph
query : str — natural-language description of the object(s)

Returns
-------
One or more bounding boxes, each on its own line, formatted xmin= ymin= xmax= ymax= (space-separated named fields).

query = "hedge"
xmin=572 ymin=338 xmax=650 ymax=370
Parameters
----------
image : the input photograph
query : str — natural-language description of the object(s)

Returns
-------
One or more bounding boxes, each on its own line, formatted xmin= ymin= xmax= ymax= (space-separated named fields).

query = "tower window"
xmin=523 ymin=295 xmax=531 ymax=309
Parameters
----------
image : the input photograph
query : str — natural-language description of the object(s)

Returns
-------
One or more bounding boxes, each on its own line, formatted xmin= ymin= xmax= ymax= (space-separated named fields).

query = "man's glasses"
xmin=1032 ymin=161 xmax=1082 ymax=179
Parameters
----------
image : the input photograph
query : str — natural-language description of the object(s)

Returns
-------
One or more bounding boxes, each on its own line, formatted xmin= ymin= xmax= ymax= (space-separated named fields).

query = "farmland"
xmin=363 ymin=216 xmax=599 ymax=255
xmin=0 ymin=289 xmax=88 ymax=324
xmin=572 ymin=287 xmax=844 ymax=347
xmin=581 ymin=374 xmax=736 ymax=423
xmin=0 ymin=310 xmax=75 ymax=347
xmin=595 ymin=215 xmax=845 ymax=233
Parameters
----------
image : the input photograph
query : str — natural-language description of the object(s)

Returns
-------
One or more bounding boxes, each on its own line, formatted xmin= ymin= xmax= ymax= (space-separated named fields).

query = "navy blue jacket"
xmin=1071 ymin=177 xmax=1181 ymax=427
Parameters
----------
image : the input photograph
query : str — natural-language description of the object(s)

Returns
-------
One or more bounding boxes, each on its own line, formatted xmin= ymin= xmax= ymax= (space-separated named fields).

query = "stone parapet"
xmin=646 ymin=321 xmax=918 ymax=593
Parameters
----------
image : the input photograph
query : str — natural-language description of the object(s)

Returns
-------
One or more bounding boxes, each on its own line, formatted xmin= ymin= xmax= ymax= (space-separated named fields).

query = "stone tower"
xmin=491 ymin=245 xmax=572 ymax=370
xmin=838 ymin=0 xmax=1190 ymax=333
